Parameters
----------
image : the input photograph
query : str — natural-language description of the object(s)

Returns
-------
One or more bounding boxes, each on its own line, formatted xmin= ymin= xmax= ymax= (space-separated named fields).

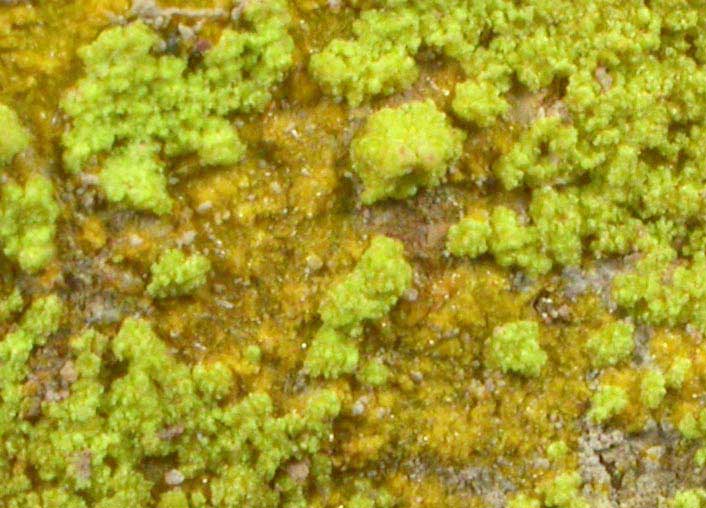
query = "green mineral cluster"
xmin=452 ymin=80 xmax=509 ymax=127
xmin=588 ymin=385 xmax=628 ymax=423
xmin=309 ymin=0 xmax=498 ymax=107
xmin=541 ymin=472 xmax=589 ymax=508
xmin=7 ymin=0 xmax=706 ymax=505
xmin=445 ymin=215 xmax=490 ymax=259
xmin=350 ymin=100 xmax=465 ymax=204
xmin=0 ymin=288 xmax=23 ymax=323
xmin=0 ymin=176 xmax=60 ymax=273
xmin=424 ymin=0 xmax=706 ymax=335
xmin=356 ymin=359 xmax=391 ymax=387
xmin=446 ymin=194 xmax=584 ymax=276
xmin=147 ymin=248 xmax=212 ymax=299
xmin=0 ymin=105 xmax=59 ymax=273
xmin=640 ymin=369 xmax=666 ymax=410
xmin=305 ymin=236 xmax=412 ymax=379
xmin=305 ymin=327 xmax=360 ymax=380
xmin=100 ymin=143 xmax=173 ymax=216
xmin=0 ymin=103 xmax=29 ymax=166
xmin=345 ymin=480 xmax=395 ymax=508
xmin=585 ymin=321 xmax=635 ymax=369
xmin=1 ymin=296 xmax=64 ymax=496
xmin=612 ymin=247 xmax=706 ymax=332
xmin=318 ymin=236 xmax=413 ymax=336
xmin=508 ymin=494 xmax=541 ymax=508
xmin=672 ymin=490 xmax=706 ymax=508
xmin=666 ymin=357 xmax=692 ymax=390
xmin=318 ymin=0 xmax=706 ymax=333
xmin=508 ymin=472 xmax=588 ymax=508
xmin=1 ymin=310 xmax=341 ymax=508
xmin=61 ymin=0 xmax=294 ymax=214
xmin=678 ymin=409 xmax=706 ymax=441
xmin=485 ymin=320 xmax=546 ymax=378
xmin=308 ymin=8 xmax=421 ymax=106
xmin=546 ymin=441 xmax=569 ymax=461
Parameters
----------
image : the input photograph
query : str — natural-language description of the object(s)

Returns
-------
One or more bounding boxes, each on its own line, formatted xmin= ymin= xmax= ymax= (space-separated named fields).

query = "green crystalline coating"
xmin=2 ymin=316 xmax=341 ymax=507
xmin=640 ymin=369 xmax=666 ymax=410
xmin=680 ymin=409 xmax=706 ymax=443
xmin=0 ymin=176 xmax=60 ymax=273
xmin=304 ymin=327 xmax=359 ymax=379
xmin=308 ymin=235 xmax=412 ymax=379
xmin=308 ymin=9 xmax=421 ymax=106
xmin=446 ymin=216 xmax=491 ymax=259
xmin=14 ymin=0 xmax=706 ymax=503
xmin=488 ymin=206 xmax=551 ymax=276
xmin=345 ymin=480 xmax=395 ymax=508
xmin=356 ymin=359 xmax=391 ymax=387
xmin=588 ymin=385 xmax=628 ymax=423
xmin=546 ymin=440 xmax=569 ymax=461
xmin=100 ymin=143 xmax=172 ymax=215
xmin=486 ymin=320 xmax=547 ymax=378
xmin=157 ymin=491 xmax=189 ymax=508
xmin=327 ymin=2 xmax=706 ymax=334
xmin=529 ymin=187 xmax=583 ymax=268
xmin=61 ymin=0 xmax=292 ymax=213
xmin=449 ymin=189 xmax=582 ymax=274
xmin=585 ymin=321 xmax=635 ymax=369
xmin=695 ymin=448 xmax=706 ymax=468
xmin=452 ymin=79 xmax=509 ymax=127
xmin=244 ymin=345 xmax=262 ymax=365
xmin=0 ymin=104 xmax=30 ymax=167
xmin=666 ymin=356 xmax=692 ymax=390
xmin=612 ymin=247 xmax=706 ymax=332
xmin=146 ymin=248 xmax=212 ymax=299
xmin=0 ymin=295 xmax=63 ymax=500
xmin=678 ymin=411 xmax=704 ymax=441
xmin=350 ymin=100 xmax=465 ymax=204
xmin=319 ymin=235 xmax=413 ymax=335
xmin=508 ymin=494 xmax=541 ymax=508
xmin=495 ymin=117 xmax=581 ymax=191
xmin=672 ymin=490 xmax=706 ymax=508
xmin=0 ymin=296 xmax=62 ymax=413
xmin=309 ymin=0 xmax=490 ymax=105
xmin=542 ymin=472 xmax=588 ymax=508
xmin=0 ymin=288 xmax=23 ymax=324
xmin=192 ymin=361 xmax=234 ymax=401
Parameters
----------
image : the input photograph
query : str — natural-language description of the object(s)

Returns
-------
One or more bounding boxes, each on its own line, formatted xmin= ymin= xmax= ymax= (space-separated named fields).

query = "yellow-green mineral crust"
xmin=508 ymin=494 xmax=541 ymax=508
xmin=147 ymin=248 xmax=212 ymax=299
xmin=308 ymin=9 xmax=421 ymax=106
xmin=0 ymin=176 xmax=59 ymax=273
xmin=304 ymin=326 xmax=359 ymax=379
xmin=61 ymin=0 xmax=293 ymax=213
xmin=2 ymin=315 xmax=341 ymax=508
xmin=486 ymin=320 xmax=547 ymax=378
xmin=100 ymin=142 xmax=173 ymax=215
xmin=318 ymin=235 xmax=413 ymax=336
xmin=541 ymin=472 xmax=588 ymax=508
xmin=672 ymin=490 xmax=706 ymax=508
xmin=586 ymin=321 xmax=635 ymax=369
xmin=6 ymin=0 xmax=706 ymax=506
xmin=445 ymin=215 xmax=490 ymax=259
xmin=0 ymin=288 xmax=23 ymax=323
xmin=589 ymin=385 xmax=628 ymax=423
xmin=350 ymin=100 xmax=465 ymax=204
xmin=640 ymin=368 xmax=666 ymax=410
xmin=666 ymin=356 xmax=692 ymax=390
xmin=0 ymin=104 xmax=29 ymax=167
xmin=452 ymin=79 xmax=509 ymax=127
xmin=307 ymin=235 xmax=412 ymax=379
